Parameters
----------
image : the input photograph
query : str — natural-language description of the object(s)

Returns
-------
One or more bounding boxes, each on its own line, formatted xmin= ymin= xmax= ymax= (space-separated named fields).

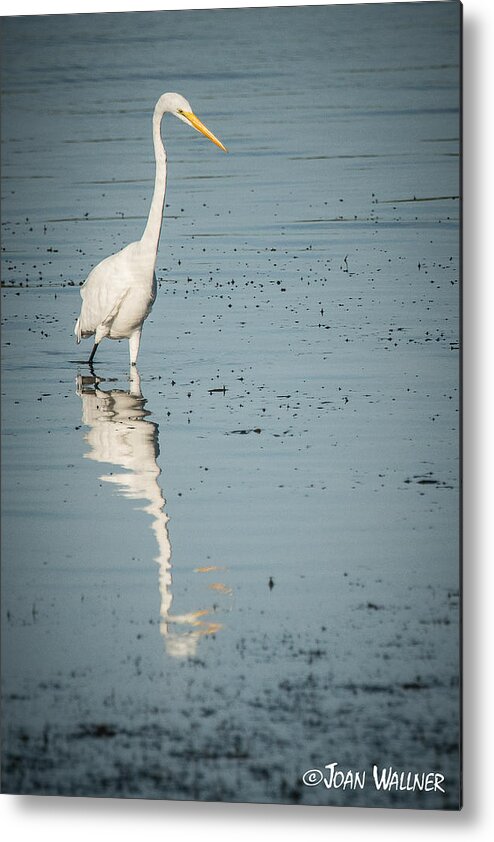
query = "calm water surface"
xmin=1 ymin=3 xmax=460 ymax=807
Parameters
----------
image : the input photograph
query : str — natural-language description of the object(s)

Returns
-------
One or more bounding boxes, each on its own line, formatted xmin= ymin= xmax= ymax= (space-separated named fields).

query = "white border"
xmin=0 ymin=0 xmax=463 ymax=14
xmin=0 ymin=0 xmax=476 ymax=14
xmin=1 ymin=0 xmax=493 ymax=839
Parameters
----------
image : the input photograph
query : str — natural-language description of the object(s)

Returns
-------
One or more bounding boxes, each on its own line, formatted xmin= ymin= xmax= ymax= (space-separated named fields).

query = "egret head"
xmin=157 ymin=92 xmax=227 ymax=152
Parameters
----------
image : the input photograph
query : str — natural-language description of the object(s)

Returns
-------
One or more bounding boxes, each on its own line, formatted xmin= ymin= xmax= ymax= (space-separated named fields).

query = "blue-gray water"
xmin=1 ymin=3 xmax=460 ymax=808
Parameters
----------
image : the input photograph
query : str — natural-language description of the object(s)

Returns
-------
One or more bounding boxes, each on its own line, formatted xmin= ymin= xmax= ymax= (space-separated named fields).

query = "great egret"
xmin=74 ymin=92 xmax=227 ymax=366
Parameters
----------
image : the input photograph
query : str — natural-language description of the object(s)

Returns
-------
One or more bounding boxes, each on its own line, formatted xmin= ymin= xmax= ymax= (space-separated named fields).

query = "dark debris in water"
xmin=73 ymin=723 xmax=118 ymax=739
xmin=404 ymin=472 xmax=453 ymax=489
xmin=226 ymin=427 xmax=261 ymax=435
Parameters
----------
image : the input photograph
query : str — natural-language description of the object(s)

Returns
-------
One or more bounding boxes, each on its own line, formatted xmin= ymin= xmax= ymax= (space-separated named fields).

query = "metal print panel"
xmin=0 ymin=1 xmax=461 ymax=809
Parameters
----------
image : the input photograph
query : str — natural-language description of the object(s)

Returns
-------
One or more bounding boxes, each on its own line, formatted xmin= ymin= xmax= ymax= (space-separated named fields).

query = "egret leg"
xmin=88 ymin=342 xmax=99 ymax=364
xmin=129 ymin=330 xmax=142 ymax=367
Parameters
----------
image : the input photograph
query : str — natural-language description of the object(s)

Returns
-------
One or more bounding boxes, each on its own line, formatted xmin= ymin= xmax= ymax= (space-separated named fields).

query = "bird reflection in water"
xmin=76 ymin=368 xmax=231 ymax=657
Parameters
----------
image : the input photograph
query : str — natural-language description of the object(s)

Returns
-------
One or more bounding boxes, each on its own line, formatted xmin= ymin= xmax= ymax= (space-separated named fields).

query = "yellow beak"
xmin=181 ymin=110 xmax=228 ymax=152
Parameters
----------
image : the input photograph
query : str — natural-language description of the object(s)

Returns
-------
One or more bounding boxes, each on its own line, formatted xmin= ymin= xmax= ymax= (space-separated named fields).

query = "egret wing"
xmin=76 ymin=246 xmax=135 ymax=338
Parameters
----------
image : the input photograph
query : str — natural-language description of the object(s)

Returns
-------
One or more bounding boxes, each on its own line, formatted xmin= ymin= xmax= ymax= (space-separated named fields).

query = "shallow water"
xmin=1 ymin=3 xmax=460 ymax=808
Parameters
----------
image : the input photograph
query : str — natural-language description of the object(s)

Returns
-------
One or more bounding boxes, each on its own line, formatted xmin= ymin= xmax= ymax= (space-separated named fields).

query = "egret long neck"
xmin=141 ymin=107 xmax=167 ymax=253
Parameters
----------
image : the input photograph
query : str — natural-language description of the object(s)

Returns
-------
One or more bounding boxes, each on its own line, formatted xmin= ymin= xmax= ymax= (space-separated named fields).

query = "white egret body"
xmin=74 ymin=93 xmax=226 ymax=366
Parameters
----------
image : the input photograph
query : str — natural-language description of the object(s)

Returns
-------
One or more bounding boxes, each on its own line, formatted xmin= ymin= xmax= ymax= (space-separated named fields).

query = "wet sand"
xmin=1 ymin=4 xmax=460 ymax=808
